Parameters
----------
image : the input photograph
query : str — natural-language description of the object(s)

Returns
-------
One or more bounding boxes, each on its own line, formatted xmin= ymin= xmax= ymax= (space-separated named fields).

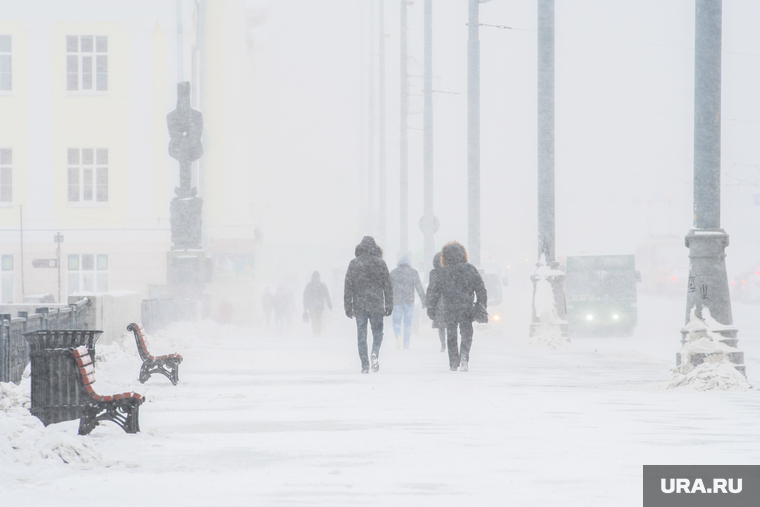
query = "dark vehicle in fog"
xmin=565 ymin=254 xmax=639 ymax=335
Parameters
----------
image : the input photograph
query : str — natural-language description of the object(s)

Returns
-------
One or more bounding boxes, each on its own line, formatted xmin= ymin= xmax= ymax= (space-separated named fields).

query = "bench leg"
xmin=144 ymin=360 xmax=181 ymax=385
xmin=80 ymin=401 xmax=142 ymax=434
xmin=78 ymin=405 xmax=100 ymax=436
xmin=139 ymin=362 xmax=152 ymax=384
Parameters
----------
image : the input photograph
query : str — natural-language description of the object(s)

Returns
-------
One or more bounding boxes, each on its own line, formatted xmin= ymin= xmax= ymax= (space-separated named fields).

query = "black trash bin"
xmin=23 ymin=329 xmax=103 ymax=426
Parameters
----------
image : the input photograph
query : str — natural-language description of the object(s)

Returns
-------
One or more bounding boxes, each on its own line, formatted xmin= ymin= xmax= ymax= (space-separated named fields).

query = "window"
xmin=67 ymin=148 xmax=108 ymax=204
xmin=67 ymin=254 xmax=108 ymax=295
xmin=0 ymin=148 xmax=10 ymax=203
xmin=66 ymin=35 xmax=107 ymax=92
xmin=0 ymin=35 xmax=10 ymax=92
xmin=1 ymin=255 xmax=13 ymax=303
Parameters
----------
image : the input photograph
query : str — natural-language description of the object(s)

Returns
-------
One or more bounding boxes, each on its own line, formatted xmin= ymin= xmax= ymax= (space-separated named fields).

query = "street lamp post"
xmin=399 ymin=0 xmax=409 ymax=257
xmin=530 ymin=0 xmax=567 ymax=339
xmin=379 ymin=0 xmax=387 ymax=247
xmin=467 ymin=0 xmax=480 ymax=266
xmin=680 ymin=0 xmax=744 ymax=373
xmin=368 ymin=0 xmax=376 ymax=232
xmin=421 ymin=0 xmax=436 ymax=268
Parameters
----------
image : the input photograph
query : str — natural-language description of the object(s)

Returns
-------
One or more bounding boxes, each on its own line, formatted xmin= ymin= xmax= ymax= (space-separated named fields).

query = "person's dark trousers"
xmin=438 ymin=328 xmax=446 ymax=349
xmin=446 ymin=320 xmax=473 ymax=368
xmin=355 ymin=312 xmax=384 ymax=369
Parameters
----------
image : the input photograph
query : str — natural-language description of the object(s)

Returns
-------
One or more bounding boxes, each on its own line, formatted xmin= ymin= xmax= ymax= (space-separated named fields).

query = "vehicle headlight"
xmin=612 ymin=314 xmax=619 ymax=320
xmin=586 ymin=314 xmax=593 ymax=321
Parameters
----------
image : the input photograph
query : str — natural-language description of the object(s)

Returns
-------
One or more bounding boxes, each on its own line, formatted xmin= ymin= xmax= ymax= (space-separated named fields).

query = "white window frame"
xmin=67 ymin=148 xmax=108 ymax=207
xmin=0 ymin=148 xmax=11 ymax=206
xmin=67 ymin=254 xmax=108 ymax=295
xmin=66 ymin=35 xmax=108 ymax=93
xmin=0 ymin=35 xmax=11 ymax=93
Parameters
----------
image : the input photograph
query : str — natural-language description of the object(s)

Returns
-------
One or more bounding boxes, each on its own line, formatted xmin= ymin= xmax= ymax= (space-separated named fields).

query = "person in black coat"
xmin=428 ymin=252 xmax=446 ymax=353
xmin=303 ymin=271 xmax=332 ymax=337
xmin=426 ymin=242 xmax=487 ymax=372
xmin=344 ymin=236 xmax=393 ymax=373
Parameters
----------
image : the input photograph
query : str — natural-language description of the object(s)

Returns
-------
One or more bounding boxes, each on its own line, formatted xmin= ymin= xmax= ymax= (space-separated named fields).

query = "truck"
xmin=564 ymin=254 xmax=639 ymax=336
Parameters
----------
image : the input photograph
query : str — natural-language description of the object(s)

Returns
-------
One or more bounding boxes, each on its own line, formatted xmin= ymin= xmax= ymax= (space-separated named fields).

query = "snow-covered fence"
xmin=141 ymin=298 xmax=197 ymax=334
xmin=0 ymin=297 xmax=91 ymax=384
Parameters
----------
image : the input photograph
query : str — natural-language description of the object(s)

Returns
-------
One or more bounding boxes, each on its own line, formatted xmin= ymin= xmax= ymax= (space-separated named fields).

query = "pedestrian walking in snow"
xmin=272 ymin=286 xmax=294 ymax=336
xmin=426 ymin=242 xmax=487 ymax=372
xmin=303 ymin=271 xmax=332 ymax=336
xmin=261 ymin=287 xmax=274 ymax=328
xmin=390 ymin=254 xmax=426 ymax=350
xmin=428 ymin=252 xmax=447 ymax=353
xmin=344 ymin=236 xmax=393 ymax=373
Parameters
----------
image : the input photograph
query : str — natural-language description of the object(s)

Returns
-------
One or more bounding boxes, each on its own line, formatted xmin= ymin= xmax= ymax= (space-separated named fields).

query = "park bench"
xmin=70 ymin=345 xmax=144 ymax=435
xmin=127 ymin=323 xmax=183 ymax=385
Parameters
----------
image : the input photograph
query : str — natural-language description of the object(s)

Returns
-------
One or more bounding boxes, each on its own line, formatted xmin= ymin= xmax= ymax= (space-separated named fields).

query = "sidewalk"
xmin=1 ymin=293 xmax=759 ymax=506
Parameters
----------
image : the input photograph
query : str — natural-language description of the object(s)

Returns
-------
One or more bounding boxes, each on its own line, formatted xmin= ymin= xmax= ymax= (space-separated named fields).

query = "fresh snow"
xmin=666 ymin=307 xmax=750 ymax=391
xmin=1 ymin=291 xmax=759 ymax=506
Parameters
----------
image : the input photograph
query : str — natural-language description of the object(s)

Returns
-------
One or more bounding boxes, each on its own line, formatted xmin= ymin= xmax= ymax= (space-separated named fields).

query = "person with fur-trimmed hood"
xmin=344 ymin=236 xmax=393 ymax=373
xmin=426 ymin=242 xmax=487 ymax=372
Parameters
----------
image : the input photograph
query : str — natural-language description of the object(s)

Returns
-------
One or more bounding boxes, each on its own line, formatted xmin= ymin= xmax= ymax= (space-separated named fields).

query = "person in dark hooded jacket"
xmin=344 ymin=236 xmax=393 ymax=373
xmin=390 ymin=254 xmax=426 ymax=350
xmin=303 ymin=271 xmax=332 ymax=336
xmin=428 ymin=252 xmax=446 ymax=353
xmin=426 ymin=242 xmax=487 ymax=372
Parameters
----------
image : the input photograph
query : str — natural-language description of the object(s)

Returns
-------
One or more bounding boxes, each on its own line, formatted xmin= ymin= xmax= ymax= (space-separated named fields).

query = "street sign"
xmin=32 ymin=259 xmax=57 ymax=268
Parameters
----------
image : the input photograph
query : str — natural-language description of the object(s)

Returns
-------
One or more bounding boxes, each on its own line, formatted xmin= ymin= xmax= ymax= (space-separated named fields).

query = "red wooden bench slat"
xmin=72 ymin=348 xmax=144 ymax=404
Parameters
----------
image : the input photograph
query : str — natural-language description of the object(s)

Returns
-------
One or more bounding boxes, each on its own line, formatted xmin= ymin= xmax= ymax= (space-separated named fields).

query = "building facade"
xmin=0 ymin=0 xmax=261 ymax=320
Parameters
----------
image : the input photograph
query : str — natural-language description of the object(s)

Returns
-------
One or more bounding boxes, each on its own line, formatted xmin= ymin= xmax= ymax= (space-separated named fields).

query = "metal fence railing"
xmin=0 ymin=297 xmax=91 ymax=385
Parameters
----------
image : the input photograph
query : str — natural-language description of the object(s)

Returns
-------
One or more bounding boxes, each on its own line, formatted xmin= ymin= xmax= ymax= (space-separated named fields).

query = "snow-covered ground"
xmin=2 ymin=290 xmax=759 ymax=506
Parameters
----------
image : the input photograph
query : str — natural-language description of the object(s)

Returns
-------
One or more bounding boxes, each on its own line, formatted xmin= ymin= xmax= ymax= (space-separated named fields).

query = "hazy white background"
xmin=250 ymin=0 xmax=760 ymax=286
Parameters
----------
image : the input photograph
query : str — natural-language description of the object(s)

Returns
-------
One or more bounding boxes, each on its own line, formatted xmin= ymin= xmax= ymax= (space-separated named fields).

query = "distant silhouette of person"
xmin=390 ymin=255 xmax=425 ymax=349
xmin=260 ymin=287 xmax=274 ymax=328
xmin=303 ymin=271 xmax=332 ymax=336
xmin=273 ymin=286 xmax=293 ymax=336
xmin=428 ymin=252 xmax=446 ymax=352
xmin=218 ymin=297 xmax=233 ymax=324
